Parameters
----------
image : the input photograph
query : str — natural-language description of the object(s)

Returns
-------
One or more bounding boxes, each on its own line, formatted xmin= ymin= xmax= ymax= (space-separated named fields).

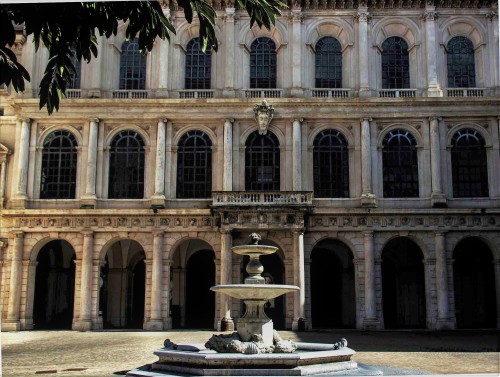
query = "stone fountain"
xmin=128 ymin=233 xmax=366 ymax=376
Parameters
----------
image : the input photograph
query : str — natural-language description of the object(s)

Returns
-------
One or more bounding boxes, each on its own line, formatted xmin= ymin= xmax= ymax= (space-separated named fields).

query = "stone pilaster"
xmin=218 ymin=229 xmax=234 ymax=331
xmin=356 ymin=7 xmax=372 ymax=97
xmin=163 ymin=258 xmax=173 ymax=329
xmin=12 ymin=118 xmax=31 ymax=208
xmin=360 ymin=117 xmax=376 ymax=207
xmin=4 ymin=231 xmax=24 ymax=330
xmin=362 ymin=231 xmax=381 ymax=329
xmin=292 ymin=229 xmax=306 ymax=330
xmin=147 ymin=231 xmax=164 ymax=330
xmin=435 ymin=232 xmax=454 ymax=329
xmin=292 ymin=119 xmax=303 ymax=191
xmin=74 ymin=231 xmax=94 ymax=331
xmin=81 ymin=118 xmax=99 ymax=208
xmin=429 ymin=116 xmax=446 ymax=207
xmin=223 ymin=119 xmax=233 ymax=191
xmin=152 ymin=118 xmax=167 ymax=208
xmin=0 ymin=148 xmax=11 ymax=209
xmin=291 ymin=8 xmax=304 ymax=97
xmin=223 ymin=8 xmax=236 ymax=98
xmin=494 ymin=259 xmax=500 ymax=329
xmin=421 ymin=7 xmax=442 ymax=97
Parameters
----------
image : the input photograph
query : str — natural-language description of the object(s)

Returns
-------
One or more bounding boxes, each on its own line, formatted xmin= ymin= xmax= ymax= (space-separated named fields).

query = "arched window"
xmin=381 ymin=37 xmax=410 ymax=89
xmin=69 ymin=53 xmax=81 ymax=89
xmin=250 ymin=37 xmax=277 ymax=89
xmin=315 ymin=37 xmax=342 ymax=88
xmin=447 ymin=36 xmax=476 ymax=88
xmin=382 ymin=129 xmax=419 ymax=198
xmin=245 ymin=131 xmax=280 ymax=191
xmin=119 ymin=39 xmax=146 ymax=90
xmin=313 ymin=129 xmax=349 ymax=198
xmin=108 ymin=130 xmax=145 ymax=199
xmin=177 ymin=131 xmax=212 ymax=198
xmin=40 ymin=130 xmax=78 ymax=199
xmin=185 ymin=38 xmax=212 ymax=89
xmin=451 ymin=128 xmax=488 ymax=198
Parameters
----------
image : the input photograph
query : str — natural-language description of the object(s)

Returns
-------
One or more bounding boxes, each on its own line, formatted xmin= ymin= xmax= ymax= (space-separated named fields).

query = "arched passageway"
xmin=33 ymin=240 xmax=76 ymax=329
xmin=310 ymin=239 xmax=355 ymax=328
xmin=99 ymin=239 xmax=146 ymax=329
xmin=382 ymin=237 xmax=426 ymax=329
xmin=171 ymin=239 xmax=216 ymax=329
xmin=453 ymin=238 xmax=496 ymax=328
xmin=185 ymin=249 xmax=216 ymax=328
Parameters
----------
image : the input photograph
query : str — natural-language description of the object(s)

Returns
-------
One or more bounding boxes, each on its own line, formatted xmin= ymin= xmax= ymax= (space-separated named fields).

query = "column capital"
xmin=420 ymin=10 xmax=438 ymax=22
xmin=153 ymin=231 xmax=165 ymax=238
xmin=88 ymin=118 xmax=100 ymax=124
xmin=158 ymin=118 xmax=168 ymax=124
xmin=293 ymin=118 xmax=304 ymax=124
xmin=434 ymin=231 xmax=447 ymax=237
xmin=22 ymin=260 xmax=37 ymax=267
xmin=429 ymin=116 xmax=442 ymax=122
xmin=363 ymin=231 xmax=374 ymax=238
xmin=93 ymin=259 xmax=104 ymax=267
xmin=292 ymin=228 xmax=305 ymax=235
xmin=224 ymin=118 xmax=234 ymax=124
xmin=20 ymin=117 xmax=31 ymax=125
xmin=354 ymin=10 xmax=371 ymax=23
xmin=220 ymin=228 xmax=233 ymax=235
xmin=361 ymin=117 xmax=372 ymax=123
xmin=81 ymin=230 xmax=94 ymax=238
xmin=10 ymin=230 xmax=24 ymax=239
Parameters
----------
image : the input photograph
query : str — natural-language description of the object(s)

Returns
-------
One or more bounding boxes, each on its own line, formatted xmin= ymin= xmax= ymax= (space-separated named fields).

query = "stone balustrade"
xmin=212 ymin=191 xmax=313 ymax=206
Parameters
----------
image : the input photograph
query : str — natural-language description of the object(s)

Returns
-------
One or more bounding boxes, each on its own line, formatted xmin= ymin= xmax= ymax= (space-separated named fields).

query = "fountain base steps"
xmin=127 ymin=344 xmax=372 ymax=377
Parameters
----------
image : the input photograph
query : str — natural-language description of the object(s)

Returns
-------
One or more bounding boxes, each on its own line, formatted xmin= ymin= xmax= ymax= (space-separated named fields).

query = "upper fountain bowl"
xmin=232 ymin=244 xmax=278 ymax=256
xmin=211 ymin=284 xmax=299 ymax=300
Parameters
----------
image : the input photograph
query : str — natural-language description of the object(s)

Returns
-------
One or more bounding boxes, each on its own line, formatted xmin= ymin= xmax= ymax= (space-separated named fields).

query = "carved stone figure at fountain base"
xmin=205 ymin=330 xmax=297 ymax=354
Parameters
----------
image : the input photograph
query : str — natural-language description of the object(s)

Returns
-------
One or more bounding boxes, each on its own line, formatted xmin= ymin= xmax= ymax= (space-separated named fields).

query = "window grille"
xmin=185 ymin=38 xmax=212 ymax=90
xmin=250 ymin=38 xmax=277 ymax=89
xmin=108 ymin=130 xmax=145 ymax=199
xmin=119 ymin=39 xmax=146 ymax=90
xmin=315 ymin=37 xmax=342 ymax=89
xmin=381 ymin=37 xmax=410 ymax=89
xmin=177 ymin=130 xmax=212 ymax=198
xmin=451 ymin=128 xmax=488 ymax=198
xmin=382 ymin=129 xmax=419 ymax=198
xmin=245 ymin=131 xmax=280 ymax=191
xmin=313 ymin=129 xmax=349 ymax=197
xmin=40 ymin=130 xmax=78 ymax=199
xmin=447 ymin=36 xmax=476 ymax=88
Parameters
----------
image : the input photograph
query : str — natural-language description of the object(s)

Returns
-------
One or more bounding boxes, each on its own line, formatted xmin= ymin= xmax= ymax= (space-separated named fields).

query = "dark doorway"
xmin=185 ymin=249 xmax=215 ymax=329
xmin=311 ymin=240 xmax=355 ymax=328
xmin=33 ymin=240 xmax=76 ymax=329
xmin=453 ymin=238 xmax=496 ymax=328
xmin=100 ymin=240 xmax=145 ymax=329
xmin=242 ymin=252 xmax=286 ymax=329
xmin=382 ymin=237 xmax=426 ymax=329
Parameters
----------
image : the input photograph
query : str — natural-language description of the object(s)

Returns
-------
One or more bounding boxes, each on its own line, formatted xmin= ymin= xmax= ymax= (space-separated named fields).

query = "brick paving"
xmin=1 ymin=329 xmax=499 ymax=376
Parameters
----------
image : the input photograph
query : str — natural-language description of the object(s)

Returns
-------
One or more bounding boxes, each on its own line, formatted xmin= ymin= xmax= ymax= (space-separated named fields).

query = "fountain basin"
xmin=211 ymin=284 xmax=299 ymax=300
xmin=232 ymin=244 xmax=278 ymax=256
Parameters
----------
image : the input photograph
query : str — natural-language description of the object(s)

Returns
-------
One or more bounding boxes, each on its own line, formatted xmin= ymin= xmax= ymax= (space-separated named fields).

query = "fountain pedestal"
xmin=237 ymin=299 xmax=273 ymax=344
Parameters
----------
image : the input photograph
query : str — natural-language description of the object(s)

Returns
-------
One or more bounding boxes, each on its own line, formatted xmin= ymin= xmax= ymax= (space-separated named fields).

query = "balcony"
xmin=446 ymin=88 xmax=485 ymax=97
xmin=66 ymin=89 xmax=82 ymax=99
xmin=311 ymin=89 xmax=352 ymax=98
xmin=378 ymin=89 xmax=417 ymax=98
xmin=111 ymin=90 xmax=149 ymax=99
xmin=212 ymin=191 xmax=313 ymax=207
xmin=242 ymin=89 xmax=283 ymax=99
xmin=178 ymin=89 xmax=215 ymax=99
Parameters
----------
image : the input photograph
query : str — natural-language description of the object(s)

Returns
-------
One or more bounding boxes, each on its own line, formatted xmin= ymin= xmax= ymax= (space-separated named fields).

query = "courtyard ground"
xmin=1 ymin=329 xmax=498 ymax=376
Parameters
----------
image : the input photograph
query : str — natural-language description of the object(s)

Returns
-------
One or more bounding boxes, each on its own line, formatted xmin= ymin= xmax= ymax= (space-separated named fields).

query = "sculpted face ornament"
xmin=254 ymin=99 xmax=274 ymax=135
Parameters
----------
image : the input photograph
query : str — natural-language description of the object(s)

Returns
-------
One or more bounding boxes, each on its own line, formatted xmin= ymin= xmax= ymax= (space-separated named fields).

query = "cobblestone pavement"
xmin=1 ymin=329 xmax=499 ymax=377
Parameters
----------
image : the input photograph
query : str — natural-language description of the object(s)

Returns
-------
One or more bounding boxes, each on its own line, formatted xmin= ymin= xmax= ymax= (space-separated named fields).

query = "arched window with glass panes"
xmin=185 ymin=38 xmax=212 ymax=89
xmin=315 ymin=37 xmax=342 ymax=88
xmin=245 ymin=131 xmax=280 ymax=191
xmin=451 ymin=128 xmax=488 ymax=198
xmin=176 ymin=131 xmax=212 ymax=198
xmin=382 ymin=129 xmax=419 ymax=198
xmin=447 ymin=36 xmax=476 ymax=88
xmin=40 ymin=130 xmax=78 ymax=199
xmin=119 ymin=39 xmax=146 ymax=90
xmin=250 ymin=38 xmax=277 ymax=89
xmin=381 ymin=37 xmax=410 ymax=89
xmin=108 ymin=130 xmax=145 ymax=199
xmin=313 ymin=129 xmax=349 ymax=197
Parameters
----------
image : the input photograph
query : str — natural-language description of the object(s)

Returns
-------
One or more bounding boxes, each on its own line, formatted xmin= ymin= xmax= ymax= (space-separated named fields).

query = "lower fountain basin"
xmin=211 ymin=284 xmax=299 ymax=301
